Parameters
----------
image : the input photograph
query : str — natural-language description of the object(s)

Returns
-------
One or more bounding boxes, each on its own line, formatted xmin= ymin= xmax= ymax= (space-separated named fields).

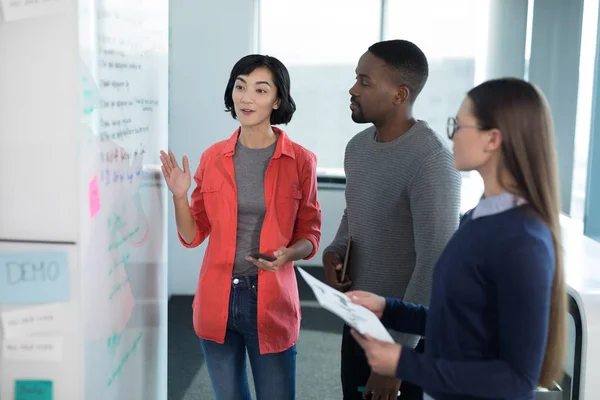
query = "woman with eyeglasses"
xmin=346 ymin=78 xmax=566 ymax=400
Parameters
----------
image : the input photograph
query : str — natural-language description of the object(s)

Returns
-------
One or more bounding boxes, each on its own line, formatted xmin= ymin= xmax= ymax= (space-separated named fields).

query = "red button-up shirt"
xmin=179 ymin=127 xmax=322 ymax=354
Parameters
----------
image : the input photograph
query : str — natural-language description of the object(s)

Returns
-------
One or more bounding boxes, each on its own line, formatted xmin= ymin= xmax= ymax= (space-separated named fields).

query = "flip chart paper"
xmin=2 ymin=335 xmax=63 ymax=362
xmin=0 ymin=251 xmax=70 ymax=304
xmin=297 ymin=267 xmax=394 ymax=343
xmin=0 ymin=0 xmax=68 ymax=22
xmin=1 ymin=303 xmax=66 ymax=339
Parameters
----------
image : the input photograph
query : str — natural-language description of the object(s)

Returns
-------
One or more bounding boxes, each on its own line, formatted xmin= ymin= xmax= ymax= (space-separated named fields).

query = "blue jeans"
xmin=200 ymin=275 xmax=297 ymax=400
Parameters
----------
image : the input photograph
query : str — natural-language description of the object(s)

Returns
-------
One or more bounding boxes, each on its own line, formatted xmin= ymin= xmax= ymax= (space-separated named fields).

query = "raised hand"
xmin=160 ymin=149 xmax=191 ymax=199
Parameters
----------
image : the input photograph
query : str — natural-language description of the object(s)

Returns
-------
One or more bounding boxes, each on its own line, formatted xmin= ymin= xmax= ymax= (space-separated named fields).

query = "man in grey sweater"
xmin=322 ymin=40 xmax=461 ymax=400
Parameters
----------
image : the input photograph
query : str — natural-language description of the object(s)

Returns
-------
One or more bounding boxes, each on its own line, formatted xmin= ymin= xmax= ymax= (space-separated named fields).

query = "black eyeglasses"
xmin=446 ymin=117 xmax=487 ymax=139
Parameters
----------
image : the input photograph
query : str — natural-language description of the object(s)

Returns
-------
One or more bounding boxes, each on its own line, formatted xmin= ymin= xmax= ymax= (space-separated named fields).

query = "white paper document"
xmin=0 ymin=0 xmax=68 ymax=22
xmin=1 ymin=303 xmax=66 ymax=339
xmin=1 ymin=335 xmax=63 ymax=362
xmin=297 ymin=267 xmax=394 ymax=343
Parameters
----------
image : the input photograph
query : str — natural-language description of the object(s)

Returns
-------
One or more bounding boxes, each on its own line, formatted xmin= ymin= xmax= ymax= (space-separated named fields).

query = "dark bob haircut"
xmin=224 ymin=54 xmax=296 ymax=125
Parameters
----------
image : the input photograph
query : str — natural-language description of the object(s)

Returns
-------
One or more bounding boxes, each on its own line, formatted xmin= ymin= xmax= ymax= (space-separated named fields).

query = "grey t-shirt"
xmin=232 ymin=140 xmax=276 ymax=276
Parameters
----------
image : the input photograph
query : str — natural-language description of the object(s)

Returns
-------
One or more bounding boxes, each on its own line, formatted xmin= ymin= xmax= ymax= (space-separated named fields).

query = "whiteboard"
xmin=78 ymin=0 xmax=168 ymax=398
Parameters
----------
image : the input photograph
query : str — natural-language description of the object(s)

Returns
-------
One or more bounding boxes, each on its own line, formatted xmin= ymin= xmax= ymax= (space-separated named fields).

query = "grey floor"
xmin=167 ymin=270 xmax=575 ymax=400
xmin=168 ymin=268 xmax=346 ymax=400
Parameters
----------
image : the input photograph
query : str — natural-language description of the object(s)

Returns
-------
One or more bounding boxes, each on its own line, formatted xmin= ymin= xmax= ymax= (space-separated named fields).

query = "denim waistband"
xmin=231 ymin=274 xmax=258 ymax=289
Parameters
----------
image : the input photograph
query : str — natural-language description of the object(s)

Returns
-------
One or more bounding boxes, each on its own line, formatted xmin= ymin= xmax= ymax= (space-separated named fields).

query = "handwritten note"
xmin=89 ymin=176 xmax=101 ymax=217
xmin=0 ymin=0 xmax=67 ymax=22
xmin=98 ymin=146 xmax=145 ymax=189
xmin=2 ymin=336 xmax=63 ymax=362
xmin=110 ymin=266 xmax=134 ymax=332
xmin=107 ymin=332 xmax=142 ymax=387
xmin=1 ymin=303 xmax=65 ymax=339
xmin=297 ymin=267 xmax=394 ymax=343
xmin=0 ymin=251 xmax=70 ymax=304
xmin=80 ymin=60 xmax=103 ymax=117
xmin=15 ymin=380 xmax=53 ymax=400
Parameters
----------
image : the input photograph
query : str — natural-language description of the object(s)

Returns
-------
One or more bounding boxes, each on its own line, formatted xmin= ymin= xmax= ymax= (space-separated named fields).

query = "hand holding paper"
xmin=351 ymin=330 xmax=403 ymax=377
xmin=345 ymin=290 xmax=386 ymax=319
xmin=297 ymin=267 xmax=394 ymax=343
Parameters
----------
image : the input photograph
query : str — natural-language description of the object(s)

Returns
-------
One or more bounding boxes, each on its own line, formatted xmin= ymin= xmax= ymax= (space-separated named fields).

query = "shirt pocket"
xmin=275 ymin=186 xmax=303 ymax=239
xmin=200 ymin=180 xmax=223 ymax=221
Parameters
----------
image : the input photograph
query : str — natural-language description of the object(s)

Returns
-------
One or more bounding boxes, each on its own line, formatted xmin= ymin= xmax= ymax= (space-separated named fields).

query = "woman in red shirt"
xmin=160 ymin=54 xmax=322 ymax=400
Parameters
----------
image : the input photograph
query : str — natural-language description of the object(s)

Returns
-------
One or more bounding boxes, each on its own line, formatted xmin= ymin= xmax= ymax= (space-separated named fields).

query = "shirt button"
xmin=233 ymin=278 xmax=239 ymax=284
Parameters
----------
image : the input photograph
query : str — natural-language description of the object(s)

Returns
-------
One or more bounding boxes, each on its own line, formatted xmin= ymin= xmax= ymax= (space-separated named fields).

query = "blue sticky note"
xmin=0 ymin=251 xmax=70 ymax=304
xmin=15 ymin=380 xmax=53 ymax=400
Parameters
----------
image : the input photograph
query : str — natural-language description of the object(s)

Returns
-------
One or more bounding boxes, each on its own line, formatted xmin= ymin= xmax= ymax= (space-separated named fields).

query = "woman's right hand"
xmin=160 ymin=149 xmax=191 ymax=199
xmin=346 ymin=290 xmax=386 ymax=319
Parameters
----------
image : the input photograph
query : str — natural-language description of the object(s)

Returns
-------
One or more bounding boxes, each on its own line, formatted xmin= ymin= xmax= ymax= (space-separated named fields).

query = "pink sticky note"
xmin=89 ymin=176 xmax=101 ymax=217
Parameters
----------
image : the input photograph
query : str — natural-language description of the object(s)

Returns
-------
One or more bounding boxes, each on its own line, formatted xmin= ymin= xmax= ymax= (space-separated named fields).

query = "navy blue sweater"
xmin=383 ymin=205 xmax=555 ymax=400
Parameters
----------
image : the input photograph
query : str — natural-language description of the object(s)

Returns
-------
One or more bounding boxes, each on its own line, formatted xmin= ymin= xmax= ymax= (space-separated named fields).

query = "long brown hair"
xmin=468 ymin=78 xmax=567 ymax=388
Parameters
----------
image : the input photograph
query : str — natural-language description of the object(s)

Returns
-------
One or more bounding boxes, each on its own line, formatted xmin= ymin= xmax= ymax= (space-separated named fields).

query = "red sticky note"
xmin=89 ymin=176 xmax=101 ymax=217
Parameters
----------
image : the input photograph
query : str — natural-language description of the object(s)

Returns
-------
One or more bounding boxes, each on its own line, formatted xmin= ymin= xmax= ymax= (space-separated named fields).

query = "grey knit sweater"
xmin=324 ymin=121 xmax=461 ymax=347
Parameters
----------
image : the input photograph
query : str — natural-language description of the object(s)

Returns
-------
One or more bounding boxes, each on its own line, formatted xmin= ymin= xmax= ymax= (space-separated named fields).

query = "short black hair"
xmin=368 ymin=40 xmax=429 ymax=103
xmin=224 ymin=54 xmax=296 ymax=125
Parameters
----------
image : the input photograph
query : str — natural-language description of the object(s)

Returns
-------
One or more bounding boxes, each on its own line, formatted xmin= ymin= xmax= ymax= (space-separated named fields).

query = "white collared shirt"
xmin=471 ymin=191 xmax=527 ymax=219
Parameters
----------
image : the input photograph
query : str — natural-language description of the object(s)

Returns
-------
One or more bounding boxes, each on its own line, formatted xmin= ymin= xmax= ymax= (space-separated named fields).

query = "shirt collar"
xmin=471 ymin=192 xmax=527 ymax=219
xmin=220 ymin=126 xmax=295 ymax=159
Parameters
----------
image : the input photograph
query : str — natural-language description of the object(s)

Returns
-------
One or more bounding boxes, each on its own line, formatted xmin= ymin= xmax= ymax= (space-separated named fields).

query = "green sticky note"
xmin=15 ymin=380 xmax=52 ymax=400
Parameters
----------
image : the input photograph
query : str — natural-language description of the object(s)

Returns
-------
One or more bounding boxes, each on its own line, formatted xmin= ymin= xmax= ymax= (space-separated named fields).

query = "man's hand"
xmin=363 ymin=372 xmax=401 ymax=400
xmin=322 ymin=251 xmax=352 ymax=291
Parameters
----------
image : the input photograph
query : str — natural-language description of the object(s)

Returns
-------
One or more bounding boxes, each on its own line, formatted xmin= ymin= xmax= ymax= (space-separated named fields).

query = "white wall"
xmin=168 ymin=0 xmax=257 ymax=295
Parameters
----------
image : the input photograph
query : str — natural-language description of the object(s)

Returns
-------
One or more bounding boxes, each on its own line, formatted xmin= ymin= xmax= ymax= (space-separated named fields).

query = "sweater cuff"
xmin=322 ymin=244 xmax=346 ymax=259
xmin=380 ymin=297 xmax=398 ymax=328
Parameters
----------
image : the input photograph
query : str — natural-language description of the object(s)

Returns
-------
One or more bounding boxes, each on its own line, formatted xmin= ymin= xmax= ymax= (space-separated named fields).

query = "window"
xmin=260 ymin=0 xmax=494 ymax=209
xmin=570 ymin=0 xmax=599 ymax=221
xmin=523 ymin=0 xmax=535 ymax=80
xmin=383 ymin=0 xmax=491 ymax=145
xmin=384 ymin=0 xmax=490 ymax=210
xmin=259 ymin=0 xmax=382 ymax=172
